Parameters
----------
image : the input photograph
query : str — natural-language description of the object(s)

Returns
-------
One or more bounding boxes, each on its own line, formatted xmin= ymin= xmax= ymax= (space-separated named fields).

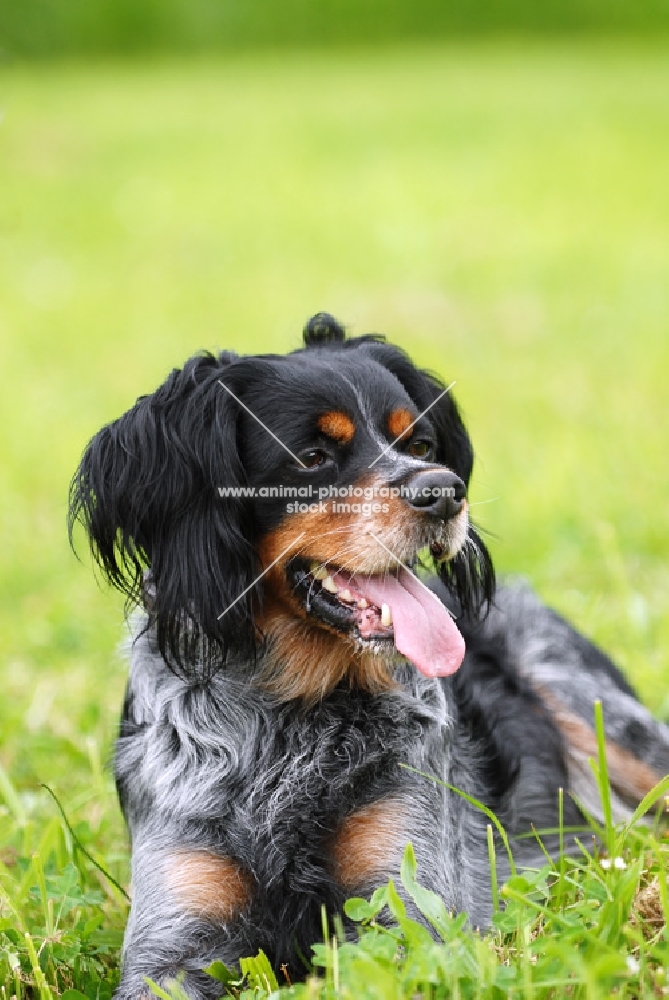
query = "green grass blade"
xmin=593 ymin=700 xmax=615 ymax=857
xmin=487 ymin=823 xmax=500 ymax=915
xmin=401 ymin=764 xmax=516 ymax=875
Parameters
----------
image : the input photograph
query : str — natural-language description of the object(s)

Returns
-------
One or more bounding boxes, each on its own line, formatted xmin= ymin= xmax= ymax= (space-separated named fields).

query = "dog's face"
xmin=69 ymin=314 xmax=493 ymax=699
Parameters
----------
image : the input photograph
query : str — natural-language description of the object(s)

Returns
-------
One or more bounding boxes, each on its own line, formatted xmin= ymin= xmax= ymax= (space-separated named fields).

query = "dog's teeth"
xmin=322 ymin=575 xmax=338 ymax=593
xmin=357 ymin=598 xmax=368 ymax=609
xmin=311 ymin=565 xmax=328 ymax=580
xmin=381 ymin=603 xmax=392 ymax=627
xmin=339 ymin=589 xmax=353 ymax=603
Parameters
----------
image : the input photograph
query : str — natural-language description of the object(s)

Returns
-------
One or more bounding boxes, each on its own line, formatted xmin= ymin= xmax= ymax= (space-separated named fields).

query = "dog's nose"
xmin=404 ymin=469 xmax=466 ymax=521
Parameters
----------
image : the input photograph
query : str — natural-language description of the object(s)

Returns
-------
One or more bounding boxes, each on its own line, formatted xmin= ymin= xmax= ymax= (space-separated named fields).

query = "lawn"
xmin=0 ymin=42 xmax=668 ymax=997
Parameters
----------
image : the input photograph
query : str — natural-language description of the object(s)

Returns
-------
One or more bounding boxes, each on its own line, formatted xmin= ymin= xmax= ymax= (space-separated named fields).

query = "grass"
xmin=0 ymin=41 xmax=668 ymax=997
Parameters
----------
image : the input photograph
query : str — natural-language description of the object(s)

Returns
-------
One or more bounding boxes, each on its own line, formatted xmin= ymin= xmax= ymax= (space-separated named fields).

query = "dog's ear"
xmin=68 ymin=352 xmax=258 ymax=678
xmin=360 ymin=341 xmax=495 ymax=618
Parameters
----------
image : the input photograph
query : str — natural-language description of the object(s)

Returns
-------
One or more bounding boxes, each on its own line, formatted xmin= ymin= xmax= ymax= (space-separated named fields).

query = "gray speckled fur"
xmin=494 ymin=582 xmax=668 ymax=764
xmin=114 ymin=582 xmax=669 ymax=999
xmin=472 ymin=580 xmax=669 ymax=822
xmin=117 ymin=620 xmax=471 ymax=995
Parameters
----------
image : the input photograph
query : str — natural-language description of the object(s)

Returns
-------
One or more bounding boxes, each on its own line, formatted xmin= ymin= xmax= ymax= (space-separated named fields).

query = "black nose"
xmin=404 ymin=469 xmax=466 ymax=521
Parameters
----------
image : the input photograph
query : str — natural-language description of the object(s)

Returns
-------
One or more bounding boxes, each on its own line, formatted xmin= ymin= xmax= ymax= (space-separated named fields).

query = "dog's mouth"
xmin=287 ymin=557 xmax=465 ymax=678
xmin=288 ymin=558 xmax=395 ymax=642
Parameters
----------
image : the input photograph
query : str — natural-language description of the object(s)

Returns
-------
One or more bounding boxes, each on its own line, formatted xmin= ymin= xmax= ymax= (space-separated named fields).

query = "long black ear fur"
xmin=68 ymin=352 xmax=258 ymax=679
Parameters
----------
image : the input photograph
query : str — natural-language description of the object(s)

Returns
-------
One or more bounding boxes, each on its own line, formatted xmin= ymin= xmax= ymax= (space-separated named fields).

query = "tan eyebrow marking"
xmin=387 ymin=408 xmax=414 ymax=441
xmin=317 ymin=411 xmax=356 ymax=444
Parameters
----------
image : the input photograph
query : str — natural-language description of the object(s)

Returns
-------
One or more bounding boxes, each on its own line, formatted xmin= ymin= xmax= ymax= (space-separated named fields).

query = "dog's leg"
xmin=115 ymin=837 xmax=255 ymax=1000
xmin=483 ymin=581 xmax=669 ymax=822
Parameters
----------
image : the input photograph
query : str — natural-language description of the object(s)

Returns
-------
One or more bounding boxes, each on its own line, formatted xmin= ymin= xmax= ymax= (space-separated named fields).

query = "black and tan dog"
xmin=69 ymin=314 xmax=669 ymax=998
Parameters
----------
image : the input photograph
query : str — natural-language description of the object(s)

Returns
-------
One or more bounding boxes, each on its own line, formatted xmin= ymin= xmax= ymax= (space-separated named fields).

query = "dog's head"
xmin=69 ymin=314 xmax=494 ymax=699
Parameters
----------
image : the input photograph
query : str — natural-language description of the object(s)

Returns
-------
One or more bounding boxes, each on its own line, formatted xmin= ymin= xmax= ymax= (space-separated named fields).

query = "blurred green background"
xmin=0 ymin=5 xmax=668 ymax=882
xmin=2 ymin=0 xmax=669 ymax=57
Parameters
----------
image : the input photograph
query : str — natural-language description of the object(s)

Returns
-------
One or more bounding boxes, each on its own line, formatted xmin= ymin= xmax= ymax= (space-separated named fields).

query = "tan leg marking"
xmin=165 ymin=851 xmax=253 ymax=923
xmin=332 ymin=797 xmax=408 ymax=891
xmin=542 ymin=693 xmax=663 ymax=804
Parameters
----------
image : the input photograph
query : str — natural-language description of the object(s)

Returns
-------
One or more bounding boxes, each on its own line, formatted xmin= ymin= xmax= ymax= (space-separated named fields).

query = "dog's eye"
xmin=299 ymin=449 xmax=328 ymax=469
xmin=408 ymin=440 xmax=433 ymax=459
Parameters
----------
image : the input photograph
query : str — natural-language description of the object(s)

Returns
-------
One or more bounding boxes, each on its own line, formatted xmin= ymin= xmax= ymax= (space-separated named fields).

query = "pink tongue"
xmin=348 ymin=568 xmax=465 ymax=678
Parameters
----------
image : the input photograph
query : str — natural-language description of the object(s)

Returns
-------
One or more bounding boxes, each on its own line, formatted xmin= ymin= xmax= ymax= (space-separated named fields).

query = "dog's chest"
xmin=117 ymin=662 xmax=452 ymax=846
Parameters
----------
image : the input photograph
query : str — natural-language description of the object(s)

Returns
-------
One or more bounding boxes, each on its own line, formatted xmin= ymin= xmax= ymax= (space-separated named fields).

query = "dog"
xmin=69 ymin=313 xmax=669 ymax=999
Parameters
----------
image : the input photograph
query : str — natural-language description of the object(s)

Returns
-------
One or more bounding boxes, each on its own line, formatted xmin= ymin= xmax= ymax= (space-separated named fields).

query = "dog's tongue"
xmin=352 ymin=568 xmax=465 ymax=678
